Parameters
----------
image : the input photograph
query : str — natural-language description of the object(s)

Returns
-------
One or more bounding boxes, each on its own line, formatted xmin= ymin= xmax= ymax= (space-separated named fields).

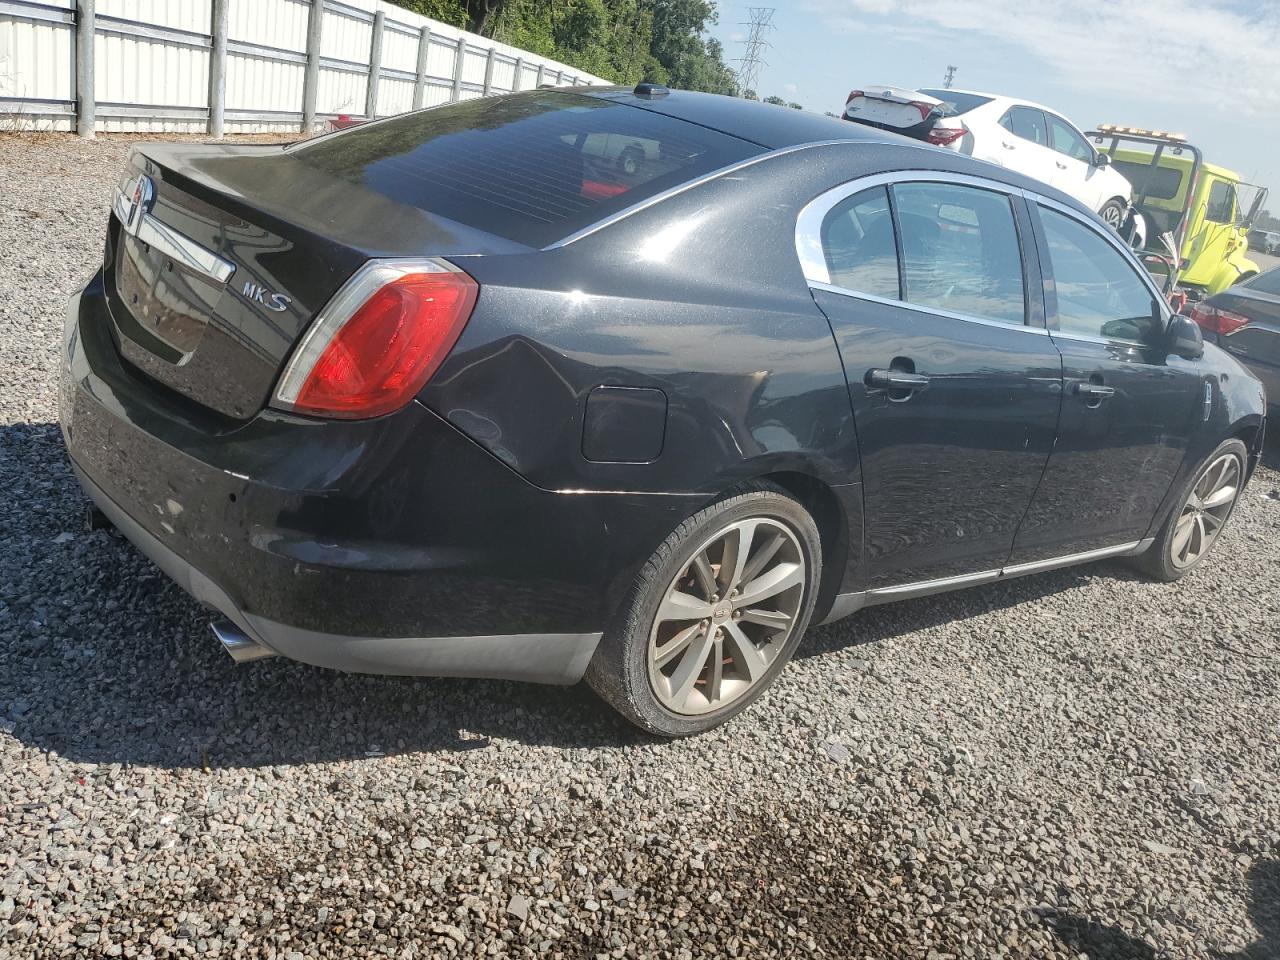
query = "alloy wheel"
xmin=647 ymin=518 xmax=806 ymax=715
xmin=1101 ymin=204 xmax=1124 ymax=228
xmin=1171 ymin=452 xmax=1241 ymax=569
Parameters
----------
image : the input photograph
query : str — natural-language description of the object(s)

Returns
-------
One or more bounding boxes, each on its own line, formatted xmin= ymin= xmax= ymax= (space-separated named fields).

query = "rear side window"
xmin=820 ymin=186 xmax=899 ymax=299
xmin=1007 ymin=107 xmax=1048 ymax=147
xmin=892 ymin=182 xmax=1026 ymax=325
xmin=1039 ymin=207 xmax=1159 ymax=342
xmin=288 ymin=92 xmax=761 ymax=247
xmin=1246 ymin=267 xmax=1280 ymax=295
xmin=1112 ymin=161 xmax=1183 ymax=200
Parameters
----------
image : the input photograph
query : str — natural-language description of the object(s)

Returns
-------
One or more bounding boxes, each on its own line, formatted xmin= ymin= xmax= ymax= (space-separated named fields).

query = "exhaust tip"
xmin=211 ymin=620 xmax=276 ymax=664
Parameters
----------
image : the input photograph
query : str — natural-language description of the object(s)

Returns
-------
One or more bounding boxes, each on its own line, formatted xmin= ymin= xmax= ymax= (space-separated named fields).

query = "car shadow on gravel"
xmin=1041 ymin=859 xmax=1279 ymax=958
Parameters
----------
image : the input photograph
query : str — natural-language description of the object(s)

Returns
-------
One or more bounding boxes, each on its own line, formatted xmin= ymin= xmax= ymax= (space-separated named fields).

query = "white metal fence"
xmin=0 ymin=0 xmax=608 ymax=136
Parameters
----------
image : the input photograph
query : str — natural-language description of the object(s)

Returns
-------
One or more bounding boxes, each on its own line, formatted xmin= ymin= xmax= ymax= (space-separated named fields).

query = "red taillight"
xmin=909 ymin=100 xmax=934 ymax=120
xmin=846 ymin=90 xmax=864 ymax=104
xmin=274 ymin=259 xmax=478 ymax=419
xmin=926 ymin=124 xmax=966 ymax=147
xmin=1189 ymin=301 xmax=1250 ymax=336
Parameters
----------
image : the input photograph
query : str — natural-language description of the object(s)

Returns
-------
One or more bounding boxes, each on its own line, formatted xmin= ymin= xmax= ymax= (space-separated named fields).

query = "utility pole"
xmin=736 ymin=7 xmax=775 ymax=97
xmin=943 ymin=65 xmax=957 ymax=89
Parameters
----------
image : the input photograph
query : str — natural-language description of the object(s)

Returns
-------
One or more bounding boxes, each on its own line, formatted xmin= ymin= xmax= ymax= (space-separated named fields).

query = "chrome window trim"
xmin=114 ymin=184 xmax=236 ymax=285
xmin=1027 ymin=191 xmax=1173 ymax=337
xmin=795 ymin=169 xmax=1042 ymax=332
xmin=809 ymin=280 xmax=1050 ymax=335
xmin=545 ymin=138 xmax=860 ymax=250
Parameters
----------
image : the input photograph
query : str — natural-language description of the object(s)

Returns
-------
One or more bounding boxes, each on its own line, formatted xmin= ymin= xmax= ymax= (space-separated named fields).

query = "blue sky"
xmin=710 ymin=0 xmax=1278 ymax=207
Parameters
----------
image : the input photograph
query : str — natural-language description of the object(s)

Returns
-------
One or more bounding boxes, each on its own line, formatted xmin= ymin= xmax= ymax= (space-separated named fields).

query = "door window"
xmin=818 ymin=186 xmax=900 ymax=299
xmin=1045 ymin=114 xmax=1093 ymax=163
xmin=1040 ymin=207 xmax=1161 ymax=342
xmin=1205 ymin=180 xmax=1237 ymax=224
xmin=892 ymin=182 xmax=1026 ymax=325
xmin=1246 ymin=267 xmax=1280 ymax=295
xmin=1006 ymin=107 xmax=1048 ymax=146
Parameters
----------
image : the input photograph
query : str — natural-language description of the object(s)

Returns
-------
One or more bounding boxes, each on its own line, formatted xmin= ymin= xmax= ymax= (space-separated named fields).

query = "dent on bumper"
xmin=73 ymin=462 xmax=602 ymax=684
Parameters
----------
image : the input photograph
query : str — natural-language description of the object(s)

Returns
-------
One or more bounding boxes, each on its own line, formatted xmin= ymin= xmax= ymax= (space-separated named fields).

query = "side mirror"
xmin=1166 ymin=313 xmax=1203 ymax=360
xmin=1093 ymin=152 xmax=1111 ymax=167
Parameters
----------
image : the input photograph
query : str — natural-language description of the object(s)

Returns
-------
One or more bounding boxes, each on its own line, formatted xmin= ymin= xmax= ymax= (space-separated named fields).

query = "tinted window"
xmin=288 ymin=92 xmax=761 ymax=247
xmin=1046 ymin=114 xmax=1093 ymax=162
xmin=893 ymin=182 xmax=1026 ymax=325
xmin=1040 ymin=208 xmax=1159 ymax=342
xmin=1008 ymin=107 xmax=1048 ymax=146
xmin=1206 ymin=180 xmax=1237 ymax=224
xmin=916 ymin=89 xmax=995 ymax=117
xmin=1112 ymin=161 xmax=1183 ymax=200
xmin=820 ymin=186 xmax=899 ymax=299
xmin=1246 ymin=267 xmax=1280 ymax=295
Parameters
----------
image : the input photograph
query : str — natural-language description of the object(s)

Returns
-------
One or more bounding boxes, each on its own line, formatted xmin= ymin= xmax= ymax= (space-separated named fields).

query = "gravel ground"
xmin=2 ymin=133 xmax=1278 ymax=960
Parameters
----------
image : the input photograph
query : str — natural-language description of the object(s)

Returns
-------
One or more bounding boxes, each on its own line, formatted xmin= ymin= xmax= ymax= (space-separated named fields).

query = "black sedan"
xmin=60 ymin=86 xmax=1267 ymax=736
xmin=1191 ymin=268 xmax=1279 ymax=409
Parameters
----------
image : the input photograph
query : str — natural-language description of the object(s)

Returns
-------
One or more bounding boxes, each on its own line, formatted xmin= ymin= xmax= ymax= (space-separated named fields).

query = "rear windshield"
xmin=288 ymin=92 xmax=761 ymax=247
xmin=916 ymin=90 xmax=993 ymax=117
xmin=1112 ymin=161 xmax=1184 ymax=200
xmin=1246 ymin=267 xmax=1280 ymax=295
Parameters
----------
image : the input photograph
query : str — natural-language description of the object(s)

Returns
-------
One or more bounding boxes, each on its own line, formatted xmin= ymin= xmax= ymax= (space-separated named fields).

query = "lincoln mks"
xmin=60 ymin=86 xmax=1266 ymax=735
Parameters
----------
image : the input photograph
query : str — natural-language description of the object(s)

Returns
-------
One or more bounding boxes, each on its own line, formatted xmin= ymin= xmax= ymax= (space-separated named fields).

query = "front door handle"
xmin=866 ymin=368 xmax=930 ymax=392
xmin=1055 ymin=161 xmax=1068 ymax=169
xmin=1074 ymin=381 xmax=1115 ymax=403
xmin=1001 ymin=141 xmax=1016 ymax=150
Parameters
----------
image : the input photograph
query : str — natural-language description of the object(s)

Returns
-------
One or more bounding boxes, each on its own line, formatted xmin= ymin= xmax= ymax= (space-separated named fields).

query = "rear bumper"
xmin=60 ymin=272 xmax=695 ymax=682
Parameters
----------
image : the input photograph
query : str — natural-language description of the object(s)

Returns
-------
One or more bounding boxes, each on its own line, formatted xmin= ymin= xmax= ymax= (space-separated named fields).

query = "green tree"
xmin=763 ymin=95 xmax=786 ymax=106
xmin=386 ymin=0 xmax=739 ymax=94
xmin=787 ymin=101 xmax=803 ymax=110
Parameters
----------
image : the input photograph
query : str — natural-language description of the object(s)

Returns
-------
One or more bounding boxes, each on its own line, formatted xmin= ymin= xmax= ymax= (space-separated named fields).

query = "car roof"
xmin=570 ymin=87 xmax=1099 ymax=222
xmin=580 ymin=86 xmax=896 ymax=150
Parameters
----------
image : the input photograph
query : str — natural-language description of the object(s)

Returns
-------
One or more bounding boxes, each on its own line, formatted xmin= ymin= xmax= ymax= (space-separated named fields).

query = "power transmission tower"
xmin=943 ymin=65 xmax=957 ymax=89
xmin=736 ymin=7 xmax=775 ymax=97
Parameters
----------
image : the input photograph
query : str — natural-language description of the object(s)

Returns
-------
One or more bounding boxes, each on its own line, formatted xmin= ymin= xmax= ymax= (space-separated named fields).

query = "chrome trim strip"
xmin=867 ymin=568 xmax=1002 ymax=601
xmin=544 ymin=138 xmax=861 ymax=250
xmin=822 ymin=538 xmax=1154 ymax=623
xmin=809 ymin=280 xmax=1051 ymax=335
xmin=114 ymin=186 xmax=235 ymax=285
xmin=1001 ymin=540 xmax=1145 ymax=577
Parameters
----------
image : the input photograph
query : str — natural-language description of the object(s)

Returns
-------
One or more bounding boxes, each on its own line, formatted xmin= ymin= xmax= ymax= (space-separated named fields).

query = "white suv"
xmin=843 ymin=87 xmax=1136 ymax=231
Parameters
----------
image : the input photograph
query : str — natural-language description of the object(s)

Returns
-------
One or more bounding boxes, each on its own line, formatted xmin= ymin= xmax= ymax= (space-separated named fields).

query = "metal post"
xmin=75 ymin=0 xmax=95 ymax=139
xmin=535 ymin=63 xmax=544 ymax=88
xmin=413 ymin=25 xmax=431 ymax=109
xmin=512 ymin=56 xmax=523 ymax=92
xmin=365 ymin=11 xmax=384 ymax=119
xmin=302 ymin=0 xmax=325 ymax=133
xmin=451 ymin=39 xmax=464 ymax=102
xmin=482 ymin=47 xmax=495 ymax=96
xmin=208 ymin=0 xmax=228 ymax=137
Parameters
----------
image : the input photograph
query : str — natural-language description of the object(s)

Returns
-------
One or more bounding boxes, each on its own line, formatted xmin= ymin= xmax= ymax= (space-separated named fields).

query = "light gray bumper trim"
xmin=71 ymin=462 xmax=602 ymax=685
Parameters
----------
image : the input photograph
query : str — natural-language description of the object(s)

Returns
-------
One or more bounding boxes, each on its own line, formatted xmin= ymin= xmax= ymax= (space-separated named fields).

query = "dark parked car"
xmin=61 ymin=86 xmax=1267 ymax=736
xmin=1191 ymin=267 xmax=1280 ymax=408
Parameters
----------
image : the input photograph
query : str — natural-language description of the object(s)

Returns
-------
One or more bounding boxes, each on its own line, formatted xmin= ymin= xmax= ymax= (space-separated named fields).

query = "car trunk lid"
xmin=105 ymin=142 xmax=527 ymax=420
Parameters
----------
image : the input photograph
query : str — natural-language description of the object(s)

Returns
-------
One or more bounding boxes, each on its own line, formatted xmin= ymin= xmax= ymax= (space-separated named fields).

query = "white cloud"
xmin=805 ymin=0 xmax=1280 ymax=117
xmin=783 ymin=82 xmax=799 ymax=94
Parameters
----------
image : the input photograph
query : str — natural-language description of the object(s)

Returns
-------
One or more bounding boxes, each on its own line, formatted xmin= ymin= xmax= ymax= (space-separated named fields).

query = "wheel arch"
xmin=748 ymin=469 xmax=856 ymax=625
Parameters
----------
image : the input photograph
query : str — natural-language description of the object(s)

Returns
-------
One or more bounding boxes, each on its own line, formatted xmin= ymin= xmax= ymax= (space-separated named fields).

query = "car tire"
xmin=585 ymin=483 xmax=822 ymax=737
xmin=1098 ymin=198 xmax=1127 ymax=234
xmin=1129 ymin=438 xmax=1248 ymax=582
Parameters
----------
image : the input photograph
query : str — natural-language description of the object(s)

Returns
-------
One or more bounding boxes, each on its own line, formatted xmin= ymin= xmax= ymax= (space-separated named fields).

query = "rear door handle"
xmin=1074 ymin=381 xmax=1115 ymax=402
xmin=866 ymin=368 xmax=930 ymax=392
xmin=1055 ymin=161 xmax=1068 ymax=169
xmin=1001 ymin=141 xmax=1016 ymax=150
